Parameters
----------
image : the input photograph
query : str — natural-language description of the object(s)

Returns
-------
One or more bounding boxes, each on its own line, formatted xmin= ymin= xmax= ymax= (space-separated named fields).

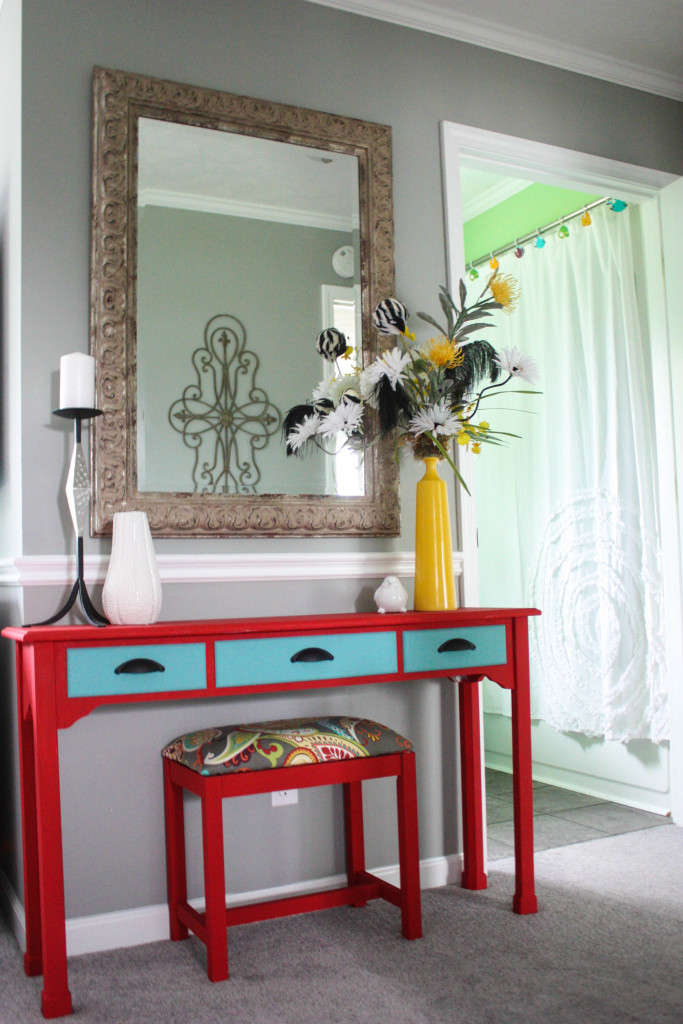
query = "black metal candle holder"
xmin=27 ymin=407 xmax=109 ymax=627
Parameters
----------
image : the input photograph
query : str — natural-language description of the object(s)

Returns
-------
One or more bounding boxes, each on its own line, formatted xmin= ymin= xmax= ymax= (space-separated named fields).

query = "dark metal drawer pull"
xmin=437 ymin=638 xmax=476 ymax=654
xmin=114 ymin=658 xmax=166 ymax=675
xmin=290 ymin=647 xmax=334 ymax=664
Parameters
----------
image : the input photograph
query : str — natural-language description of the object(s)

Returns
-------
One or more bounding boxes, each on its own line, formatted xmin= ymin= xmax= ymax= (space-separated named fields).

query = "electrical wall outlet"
xmin=271 ymin=789 xmax=298 ymax=807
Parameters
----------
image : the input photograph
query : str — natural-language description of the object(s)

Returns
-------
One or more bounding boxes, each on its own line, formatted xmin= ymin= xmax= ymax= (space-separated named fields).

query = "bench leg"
xmin=201 ymin=786 xmax=229 ymax=982
xmin=163 ymin=760 xmax=189 ymax=941
xmin=343 ymin=780 xmax=367 ymax=906
xmin=397 ymin=752 xmax=422 ymax=940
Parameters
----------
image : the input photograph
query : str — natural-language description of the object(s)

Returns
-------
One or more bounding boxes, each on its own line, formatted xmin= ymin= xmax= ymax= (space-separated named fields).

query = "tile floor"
xmin=485 ymin=767 xmax=671 ymax=860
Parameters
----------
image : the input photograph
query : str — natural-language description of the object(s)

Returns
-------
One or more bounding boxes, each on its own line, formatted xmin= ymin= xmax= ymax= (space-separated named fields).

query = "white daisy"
xmin=494 ymin=347 xmax=539 ymax=384
xmin=381 ymin=347 xmax=412 ymax=387
xmin=318 ymin=400 xmax=363 ymax=439
xmin=409 ymin=399 xmax=460 ymax=437
xmin=286 ymin=412 xmax=322 ymax=451
xmin=311 ymin=378 xmax=334 ymax=404
xmin=360 ymin=347 xmax=411 ymax=401
xmin=359 ymin=362 xmax=383 ymax=405
xmin=329 ymin=374 xmax=362 ymax=405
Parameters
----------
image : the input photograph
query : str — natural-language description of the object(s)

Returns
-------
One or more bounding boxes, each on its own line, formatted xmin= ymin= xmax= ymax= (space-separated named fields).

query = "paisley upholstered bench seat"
xmin=162 ymin=714 xmax=414 ymax=774
xmin=161 ymin=715 xmax=422 ymax=981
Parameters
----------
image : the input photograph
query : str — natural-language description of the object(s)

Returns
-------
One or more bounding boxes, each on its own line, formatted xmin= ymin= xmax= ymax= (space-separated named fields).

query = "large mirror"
xmin=90 ymin=66 xmax=399 ymax=536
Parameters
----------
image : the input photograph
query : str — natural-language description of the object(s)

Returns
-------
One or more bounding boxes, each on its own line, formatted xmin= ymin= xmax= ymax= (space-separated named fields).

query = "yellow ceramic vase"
xmin=413 ymin=457 xmax=458 ymax=611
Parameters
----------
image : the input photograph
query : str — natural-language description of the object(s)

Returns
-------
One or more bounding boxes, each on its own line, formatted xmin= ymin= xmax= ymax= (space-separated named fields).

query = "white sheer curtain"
xmin=474 ymin=204 xmax=668 ymax=742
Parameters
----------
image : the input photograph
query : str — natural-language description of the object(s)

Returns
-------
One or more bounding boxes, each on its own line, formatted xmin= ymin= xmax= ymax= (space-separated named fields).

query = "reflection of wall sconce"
xmin=333 ymin=245 xmax=355 ymax=278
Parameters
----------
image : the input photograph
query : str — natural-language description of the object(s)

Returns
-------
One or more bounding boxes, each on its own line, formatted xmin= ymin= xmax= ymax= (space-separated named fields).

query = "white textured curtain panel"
xmin=475 ymin=205 xmax=668 ymax=742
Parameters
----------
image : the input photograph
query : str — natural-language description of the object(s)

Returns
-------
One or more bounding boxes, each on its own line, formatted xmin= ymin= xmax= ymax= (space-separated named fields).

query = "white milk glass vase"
xmin=102 ymin=511 xmax=162 ymax=625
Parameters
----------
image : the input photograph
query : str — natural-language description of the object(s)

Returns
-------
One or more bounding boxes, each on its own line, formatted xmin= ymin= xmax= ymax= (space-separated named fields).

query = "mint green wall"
xmin=464 ymin=183 xmax=602 ymax=265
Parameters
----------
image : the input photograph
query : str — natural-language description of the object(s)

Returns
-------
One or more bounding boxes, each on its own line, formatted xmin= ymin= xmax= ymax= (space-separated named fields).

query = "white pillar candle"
xmin=59 ymin=352 xmax=95 ymax=409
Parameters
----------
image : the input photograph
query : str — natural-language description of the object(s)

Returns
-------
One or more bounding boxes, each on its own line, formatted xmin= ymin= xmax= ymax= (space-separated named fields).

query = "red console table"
xmin=3 ymin=606 xmax=540 ymax=1018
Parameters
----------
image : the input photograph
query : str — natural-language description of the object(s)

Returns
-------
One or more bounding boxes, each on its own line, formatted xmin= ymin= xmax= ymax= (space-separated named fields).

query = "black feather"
xmin=371 ymin=376 xmax=413 ymax=435
xmin=445 ymin=340 xmax=500 ymax=403
xmin=283 ymin=403 xmax=316 ymax=456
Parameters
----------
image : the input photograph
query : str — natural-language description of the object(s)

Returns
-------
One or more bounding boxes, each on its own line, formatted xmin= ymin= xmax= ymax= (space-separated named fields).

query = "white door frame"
xmin=440 ymin=120 xmax=682 ymax=821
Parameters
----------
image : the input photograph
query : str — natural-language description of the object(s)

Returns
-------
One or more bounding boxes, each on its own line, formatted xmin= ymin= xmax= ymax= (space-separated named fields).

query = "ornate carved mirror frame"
xmin=90 ymin=66 xmax=400 ymax=537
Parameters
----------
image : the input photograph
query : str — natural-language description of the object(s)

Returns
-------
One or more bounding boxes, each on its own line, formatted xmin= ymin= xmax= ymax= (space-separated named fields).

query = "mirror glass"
xmin=136 ymin=119 xmax=362 ymax=497
xmin=90 ymin=67 xmax=399 ymax=536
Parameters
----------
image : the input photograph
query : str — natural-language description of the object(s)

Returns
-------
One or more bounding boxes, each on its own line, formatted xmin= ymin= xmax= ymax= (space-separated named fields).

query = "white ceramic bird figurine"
xmin=374 ymin=575 xmax=408 ymax=614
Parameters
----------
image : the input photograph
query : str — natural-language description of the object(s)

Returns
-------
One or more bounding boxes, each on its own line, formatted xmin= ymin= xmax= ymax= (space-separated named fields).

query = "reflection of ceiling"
xmin=303 ymin=0 xmax=683 ymax=100
xmin=138 ymin=118 xmax=360 ymax=231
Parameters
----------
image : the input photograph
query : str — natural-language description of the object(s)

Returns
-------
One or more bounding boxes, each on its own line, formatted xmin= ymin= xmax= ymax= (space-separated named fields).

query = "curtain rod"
xmin=469 ymin=196 xmax=622 ymax=270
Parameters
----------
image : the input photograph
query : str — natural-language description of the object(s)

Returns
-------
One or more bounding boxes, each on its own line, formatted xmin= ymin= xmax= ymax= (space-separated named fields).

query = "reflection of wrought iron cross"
xmin=169 ymin=315 xmax=280 ymax=494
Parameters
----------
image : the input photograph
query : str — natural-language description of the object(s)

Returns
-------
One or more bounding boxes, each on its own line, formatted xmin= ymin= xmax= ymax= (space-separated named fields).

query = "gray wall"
xmin=1 ymin=0 xmax=681 ymax=920
xmin=0 ymin=0 xmax=22 ymax=560
xmin=0 ymin=0 xmax=24 ymax=908
xmin=137 ymin=205 xmax=352 ymax=495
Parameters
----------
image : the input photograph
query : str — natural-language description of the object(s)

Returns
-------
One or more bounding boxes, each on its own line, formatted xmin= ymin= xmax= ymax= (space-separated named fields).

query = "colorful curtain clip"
xmin=535 ymin=231 xmax=545 ymax=249
xmin=581 ymin=208 xmax=592 ymax=226
xmin=489 ymin=253 xmax=499 ymax=270
xmin=558 ymin=218 xmax=569 ymax=239
xmin=468 ymin=263 xmax=479 ymax=280
xmin=609 ymin=199 xmax=627 ymax=212
xmin=514 ymin=239 xmax=525 ymax=258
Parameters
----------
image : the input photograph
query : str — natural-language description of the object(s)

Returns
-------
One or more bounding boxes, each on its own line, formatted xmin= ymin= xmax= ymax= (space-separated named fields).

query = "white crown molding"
xmin=138 ymin=187 xmax=358 ymax=233
xmin=305 ymin=0 xmax=683 ymax=101
xmin=1 ymin=551 xmax=464 ymax=587
xmin=461 ymin=178 xmax=530 ymax=221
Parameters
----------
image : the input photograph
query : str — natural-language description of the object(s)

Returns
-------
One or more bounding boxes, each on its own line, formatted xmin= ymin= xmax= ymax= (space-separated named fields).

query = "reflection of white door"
xmin=321 ymin=284 xmax=364 ymax=496
xmin=441 ymin=121 xmax=681 ymax=822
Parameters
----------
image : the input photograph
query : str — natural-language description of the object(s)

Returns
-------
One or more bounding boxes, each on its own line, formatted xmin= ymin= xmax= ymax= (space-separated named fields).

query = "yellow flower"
xmin=421 ymin=336 xmax=465 ymax=369
xmin=488 ymin=273 xmax=520 ymax=313
xmin=457 ymin=430 xmax=470 ymax=446
xmin=471 ymin=442 xmax=481 ymax=454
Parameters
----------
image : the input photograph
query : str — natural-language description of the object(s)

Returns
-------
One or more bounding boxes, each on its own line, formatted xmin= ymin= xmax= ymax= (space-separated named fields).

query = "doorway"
xmin=440 ymin=122 xmax=681 ymax=824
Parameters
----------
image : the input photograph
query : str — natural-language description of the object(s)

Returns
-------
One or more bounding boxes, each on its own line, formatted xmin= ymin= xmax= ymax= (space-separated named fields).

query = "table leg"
xmin=458 ymin=677 xmax=487 ymax=890
xmin=201 ymin=787 xmax=229 ymax=982
xmin=16 ymin=648 xmax=43 ymax=977
xmin=510 ymin=618 xmax=538 ymax=915
xmin=31 ymin=645 xmax=73 ymax=1017
xmin=344 ymin=780 xmax=368 ymax=906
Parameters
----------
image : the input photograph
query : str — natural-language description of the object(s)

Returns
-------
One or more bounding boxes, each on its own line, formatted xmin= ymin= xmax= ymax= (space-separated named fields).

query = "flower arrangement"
xmin=283 ymin=273 xmax=539 ymax=492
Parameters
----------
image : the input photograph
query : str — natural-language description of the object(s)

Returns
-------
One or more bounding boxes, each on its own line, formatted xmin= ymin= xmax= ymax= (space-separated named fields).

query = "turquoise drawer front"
xmin=66 ymin=643 xmax=207 ymax=697
xmin=215 ymin=631 xmax=398 ymax=688
xmin=402 ymin=625 xmax=506 ymax=674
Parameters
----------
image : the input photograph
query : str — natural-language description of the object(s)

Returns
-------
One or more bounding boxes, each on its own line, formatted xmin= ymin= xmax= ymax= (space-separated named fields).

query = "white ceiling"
xmin=304 ymin=0 xmax=683 ymax=100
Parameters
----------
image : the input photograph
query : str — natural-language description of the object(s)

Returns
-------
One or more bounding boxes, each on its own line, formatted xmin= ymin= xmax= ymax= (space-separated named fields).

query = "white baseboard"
xmin=485 ymin=751 xmax=671 ymax=815
xmin=1 ymin=854 xmax=462 ymax=958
